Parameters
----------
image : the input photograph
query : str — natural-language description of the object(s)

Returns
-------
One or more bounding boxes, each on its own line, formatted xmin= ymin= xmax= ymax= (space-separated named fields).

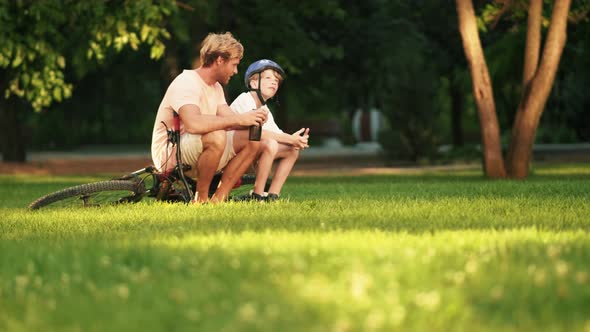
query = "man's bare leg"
xmin=210 ymin=130 xmax=260 ymax=203
xmin=195 ymin=131 xmax=226 ymax=203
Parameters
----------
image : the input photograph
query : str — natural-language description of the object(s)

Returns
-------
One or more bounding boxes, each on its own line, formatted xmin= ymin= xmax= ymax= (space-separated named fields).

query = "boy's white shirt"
xmin=230 ymin=92 xmax=283 ymax=134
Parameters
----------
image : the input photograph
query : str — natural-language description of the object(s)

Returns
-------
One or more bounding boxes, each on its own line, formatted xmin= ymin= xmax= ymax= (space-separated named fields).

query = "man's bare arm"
xmin=179 ymin=104 xmax=266 ymax=134
xmin=215 ymin=105 xmax=242 ymax=131
xmin=217 ymin=104 xmax=268 ymax=131
xmin=217 ymin=104 xmax=237 ymax=117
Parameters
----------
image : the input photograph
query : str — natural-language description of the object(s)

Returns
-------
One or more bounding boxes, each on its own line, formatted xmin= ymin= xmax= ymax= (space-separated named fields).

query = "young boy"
xmin=230 ymin=59 xmax=310 ymax=201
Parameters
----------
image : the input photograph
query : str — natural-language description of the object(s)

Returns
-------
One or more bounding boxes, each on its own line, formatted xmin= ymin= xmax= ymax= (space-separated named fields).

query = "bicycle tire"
xmin=28 ymin=180 xmax=145 ymax=210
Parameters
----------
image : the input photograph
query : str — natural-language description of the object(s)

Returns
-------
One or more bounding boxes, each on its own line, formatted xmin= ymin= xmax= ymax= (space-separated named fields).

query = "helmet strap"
xmin=254 ymin=73 xmax=267 ymax=106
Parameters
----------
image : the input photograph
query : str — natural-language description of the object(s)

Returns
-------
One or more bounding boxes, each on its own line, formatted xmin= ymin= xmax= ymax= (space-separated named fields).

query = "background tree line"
xmin=1 ymin=0 xmax=589 ymax=178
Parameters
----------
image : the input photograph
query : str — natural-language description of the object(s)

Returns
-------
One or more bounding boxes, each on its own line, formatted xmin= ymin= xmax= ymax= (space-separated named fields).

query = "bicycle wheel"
xmin=28 ymin=180 xmax=146 ymax=210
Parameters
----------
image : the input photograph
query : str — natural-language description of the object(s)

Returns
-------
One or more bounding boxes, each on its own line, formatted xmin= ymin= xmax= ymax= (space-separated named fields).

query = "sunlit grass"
xmin=1 ymin=163 xmax=589 ymax=331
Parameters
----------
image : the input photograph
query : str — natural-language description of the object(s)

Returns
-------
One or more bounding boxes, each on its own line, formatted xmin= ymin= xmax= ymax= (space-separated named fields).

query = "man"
xmin=151 ymin=32 xmax=267 ymax=203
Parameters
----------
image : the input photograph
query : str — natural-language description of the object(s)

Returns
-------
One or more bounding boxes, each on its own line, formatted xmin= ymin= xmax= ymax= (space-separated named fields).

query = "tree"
xmin=0 ymin=0 xmax=176 ymax=161
xmin=456 ymin=0 xmax=506 ymax=178
xmin=505 ymin=0 xmax=572 ymax=178
xmin=456 ymin=0 xmax=575 ymax=178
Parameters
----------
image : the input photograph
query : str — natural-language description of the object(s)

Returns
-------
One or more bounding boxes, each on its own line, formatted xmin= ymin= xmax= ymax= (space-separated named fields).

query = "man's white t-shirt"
xmin=230 ymin=92 xmax=283 ymax=134
xmin=151 ymin=69 xmax=226 ymax=171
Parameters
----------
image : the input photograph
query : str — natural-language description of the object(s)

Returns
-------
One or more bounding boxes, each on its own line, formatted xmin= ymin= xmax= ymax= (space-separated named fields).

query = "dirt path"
xmin=0 ymin=156 xmax=482 ymax=177
xmin=0 ymin=157 xmax=153 ymax=176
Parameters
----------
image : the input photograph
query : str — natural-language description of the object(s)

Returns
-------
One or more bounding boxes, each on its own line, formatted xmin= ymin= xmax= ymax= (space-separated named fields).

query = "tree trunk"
xmin=522 ymin=0 xmax=543 ymax=88
xmin=506 ymin=0 xmax=572 ymax=178
xmin=506 ymin=0 xmax=542 ymax=177
xmin=0 ymin=97 xmax=27 ymax=162
xmin=456 ymin=0 xmax=506 ymax=178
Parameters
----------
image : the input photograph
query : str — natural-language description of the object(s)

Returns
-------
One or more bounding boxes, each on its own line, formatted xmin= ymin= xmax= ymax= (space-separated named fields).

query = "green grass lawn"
xmin=1 ymin=163 xmax=589 ymax=331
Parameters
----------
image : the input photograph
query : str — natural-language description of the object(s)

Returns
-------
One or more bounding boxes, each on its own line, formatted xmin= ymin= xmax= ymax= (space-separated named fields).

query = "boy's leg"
xmin=267 ymin=144 xmax=299 ymax=196
xmin=253 ymin=138 xmax=279 ymax=195
xmin=210 ymin=129 xmax=260 ymax=203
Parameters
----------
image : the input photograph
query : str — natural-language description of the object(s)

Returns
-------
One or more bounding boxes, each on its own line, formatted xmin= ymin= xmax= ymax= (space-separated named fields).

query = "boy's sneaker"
xmin=232 ymin=191 xmax=280 ymax=202
xmin=250 ymin=192 xmax=266 ymax=201
xmin=232 ymin=191 xmax=266 ymax=202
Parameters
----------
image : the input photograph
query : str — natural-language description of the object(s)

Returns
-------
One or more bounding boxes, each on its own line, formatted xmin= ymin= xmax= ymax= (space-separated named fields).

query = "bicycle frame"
xmin=170 ymin=111 xmax=195 ymax=202
xmin=119 ymin=111 xmax=195 ymax=203
xmin=119 ymin=165 xmax=191 ymax=202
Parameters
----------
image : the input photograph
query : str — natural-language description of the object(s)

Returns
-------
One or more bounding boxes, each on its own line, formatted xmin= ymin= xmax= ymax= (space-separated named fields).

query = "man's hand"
xmin=237 ymin=108 xmax=268 ymax=127
xmin=290 ymin=128 xmax=310 ymax=150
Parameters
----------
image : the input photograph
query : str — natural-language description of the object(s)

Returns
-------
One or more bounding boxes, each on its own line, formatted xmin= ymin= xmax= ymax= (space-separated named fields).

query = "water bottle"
xmin=249 ymin=124 xmax=262 ymax=141
xmin=248 ymin=108 xmax=262 ymax=141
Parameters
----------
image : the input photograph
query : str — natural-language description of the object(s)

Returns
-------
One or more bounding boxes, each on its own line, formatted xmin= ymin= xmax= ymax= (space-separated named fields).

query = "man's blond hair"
xmin=199 ymin=32 xmax=244 ymax=67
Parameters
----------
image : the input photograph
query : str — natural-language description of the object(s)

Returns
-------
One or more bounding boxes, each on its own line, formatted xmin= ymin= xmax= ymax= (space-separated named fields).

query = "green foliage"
xmin=0 ymin=0 xmax=175 ymax=111
xmin=484 ymin=29 xmax=525 ymax=128
xmin=479 ymin=0 xmax=590 ymax=31
xmin=540 ymin=18 xmax=590 ymax=143
xmin=213 ymin=0 xmax=349 ymax=120
xmin=1 ymin=164 xmax=590 ymax=330
xmin=27 ymin=48 xmax=163 ymax=149
xmin=374 ymin=20 xmax=443 ymax=162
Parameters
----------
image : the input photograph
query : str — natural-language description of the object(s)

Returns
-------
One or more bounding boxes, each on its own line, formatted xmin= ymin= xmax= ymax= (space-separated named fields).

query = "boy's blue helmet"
xmin=244 ymin=59 xmax=285 ymax=89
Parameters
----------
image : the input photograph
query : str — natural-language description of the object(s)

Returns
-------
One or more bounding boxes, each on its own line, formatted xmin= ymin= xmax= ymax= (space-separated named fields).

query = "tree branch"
xmin=490 ymin=0 xmax=513 ymax=30
xmin=522 ymin=0 xmax=542 ymax=89
xmin=175 ymin=1 xmax=194 ymax=11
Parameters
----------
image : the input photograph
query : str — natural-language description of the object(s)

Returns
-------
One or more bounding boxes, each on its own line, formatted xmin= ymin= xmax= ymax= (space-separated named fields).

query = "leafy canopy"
xmin=0 ymin=0 xmax=176 ymax=111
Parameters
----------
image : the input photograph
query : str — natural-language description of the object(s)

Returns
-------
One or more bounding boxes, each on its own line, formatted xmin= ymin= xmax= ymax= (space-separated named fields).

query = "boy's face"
xmin=251 ymin=69 xmax=281 ymax=99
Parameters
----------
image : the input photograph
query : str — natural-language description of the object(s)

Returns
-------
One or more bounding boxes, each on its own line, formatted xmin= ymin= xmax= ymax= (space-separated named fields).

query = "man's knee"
xmin=260 ymin=138 xmax=279 ymax=157
xmin=202 ymin=130 xmax=226 ymax=151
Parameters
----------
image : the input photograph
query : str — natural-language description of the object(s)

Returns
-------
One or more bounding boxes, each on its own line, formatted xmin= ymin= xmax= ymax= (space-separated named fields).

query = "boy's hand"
xmin=291 ymin=128 xmax=310 ymax=150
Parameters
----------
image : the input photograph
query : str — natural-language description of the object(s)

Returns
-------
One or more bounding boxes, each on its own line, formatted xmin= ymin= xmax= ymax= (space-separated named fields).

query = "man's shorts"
xmin=179 ymin=130 xmax=236 ymax=179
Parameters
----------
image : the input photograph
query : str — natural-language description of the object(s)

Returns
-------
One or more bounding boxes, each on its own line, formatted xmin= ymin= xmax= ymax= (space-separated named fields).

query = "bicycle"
xmin=28 ymin=111 xmax=266 ymax=210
